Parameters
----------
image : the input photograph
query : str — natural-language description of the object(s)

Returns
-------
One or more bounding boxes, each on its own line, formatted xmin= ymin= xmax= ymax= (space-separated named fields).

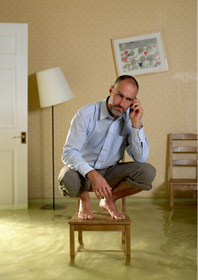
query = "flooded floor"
xmin=0 ymin=198 xmax=197 ymax=280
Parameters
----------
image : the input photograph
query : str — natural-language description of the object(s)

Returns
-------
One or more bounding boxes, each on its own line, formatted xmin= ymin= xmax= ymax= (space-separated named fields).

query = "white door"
xmin=0 ymin=23 xmax=28 ymax=208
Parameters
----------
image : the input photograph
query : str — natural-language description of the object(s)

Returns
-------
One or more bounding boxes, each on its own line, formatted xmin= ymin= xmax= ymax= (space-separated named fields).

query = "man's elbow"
xmin=133 ymin=154 xmax=149 ymax=163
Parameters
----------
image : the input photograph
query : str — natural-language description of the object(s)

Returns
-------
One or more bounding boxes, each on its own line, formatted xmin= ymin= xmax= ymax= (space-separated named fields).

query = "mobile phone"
xmin=130 ymin=97 xmax=136 ymax=112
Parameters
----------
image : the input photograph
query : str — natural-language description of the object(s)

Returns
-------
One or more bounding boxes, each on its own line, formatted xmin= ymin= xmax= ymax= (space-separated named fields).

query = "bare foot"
xmin=99 ymin=198 xmax=125 ymax=220
xmin=78 ymin=191 xmax=93 ymax=220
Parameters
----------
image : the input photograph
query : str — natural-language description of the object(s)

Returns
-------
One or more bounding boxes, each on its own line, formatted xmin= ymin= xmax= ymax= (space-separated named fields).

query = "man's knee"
xmin=58 ymin=166 xmax=82 ymax=197
xmin=142 ymin=163 xmax=156 ymax=183
xmin=126 ymin=162 xmax=156 ymax=191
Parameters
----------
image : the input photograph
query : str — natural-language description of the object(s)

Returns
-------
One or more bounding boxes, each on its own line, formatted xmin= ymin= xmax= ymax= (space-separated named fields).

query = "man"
xmin=58 ymin=75 xmax=156 ymax=220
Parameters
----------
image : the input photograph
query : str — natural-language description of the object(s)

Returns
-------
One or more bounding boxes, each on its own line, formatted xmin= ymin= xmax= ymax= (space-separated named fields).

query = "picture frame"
xmin=112 ymin=32 xmax=168 ymax=76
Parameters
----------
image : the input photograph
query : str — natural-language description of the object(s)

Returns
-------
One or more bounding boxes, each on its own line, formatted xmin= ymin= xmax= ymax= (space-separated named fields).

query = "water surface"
xmin=0 ymin=199 xmax=197 ymax=280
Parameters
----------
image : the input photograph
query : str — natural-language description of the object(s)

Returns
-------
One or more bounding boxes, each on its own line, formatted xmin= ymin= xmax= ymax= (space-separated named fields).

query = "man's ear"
xmin=109 ymin=85 xmax=114 ymax=94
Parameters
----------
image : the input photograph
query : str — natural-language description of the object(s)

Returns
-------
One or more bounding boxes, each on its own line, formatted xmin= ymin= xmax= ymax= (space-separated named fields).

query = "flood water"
xmin=0 ymin=199 xmax=197 ymax=280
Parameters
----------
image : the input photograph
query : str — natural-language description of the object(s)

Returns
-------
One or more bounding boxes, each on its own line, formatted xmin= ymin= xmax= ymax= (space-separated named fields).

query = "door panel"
xmin=0 ymin=66 xmax=16 ymax=127
xmin=0 ymin=23 xmax=28 ymax=208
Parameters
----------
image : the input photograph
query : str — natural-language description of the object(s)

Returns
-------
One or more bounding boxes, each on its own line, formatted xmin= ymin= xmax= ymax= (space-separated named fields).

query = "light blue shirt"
xmin=62 ymin=98 xmax=149 ymax=177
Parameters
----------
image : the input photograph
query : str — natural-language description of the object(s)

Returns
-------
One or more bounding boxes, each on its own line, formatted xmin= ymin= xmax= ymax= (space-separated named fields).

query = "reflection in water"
xmin=0 ymin=199 xmax=197 ymax=280
xmin=161 ymin=205 xmax=197 ymax=271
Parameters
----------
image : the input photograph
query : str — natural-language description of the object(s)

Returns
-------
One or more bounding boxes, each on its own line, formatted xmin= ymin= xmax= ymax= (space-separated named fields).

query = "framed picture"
xmin=112 ymin=32 xmax=168 ymax=76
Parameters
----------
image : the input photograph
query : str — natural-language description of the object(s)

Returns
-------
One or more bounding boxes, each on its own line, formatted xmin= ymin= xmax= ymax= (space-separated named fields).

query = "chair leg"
xmin=169 ymin=184 xmax=174 ymax=208
xmin=69 ymin=224 xmax=75 ymax=264
xmin=193 ymin=189 xmax=197 ymax=198
xmin=125 ymin=225 xmax=131 ymax=265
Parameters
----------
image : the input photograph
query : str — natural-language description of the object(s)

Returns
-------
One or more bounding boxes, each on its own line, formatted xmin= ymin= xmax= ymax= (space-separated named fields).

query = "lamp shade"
xmin=36 ymin=67 xmax=74 ymax=108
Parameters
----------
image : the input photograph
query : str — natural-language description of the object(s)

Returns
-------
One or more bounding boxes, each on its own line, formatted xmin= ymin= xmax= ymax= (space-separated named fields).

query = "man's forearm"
xmin=62 ymin=147 xmax=94 ymax=177
xmin=127 ymin=126 xmax=149 ymax=162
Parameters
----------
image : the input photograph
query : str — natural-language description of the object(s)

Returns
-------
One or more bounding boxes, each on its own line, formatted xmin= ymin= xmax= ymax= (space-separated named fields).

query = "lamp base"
xmin=40 ymin=204 xmax=66 ymax=210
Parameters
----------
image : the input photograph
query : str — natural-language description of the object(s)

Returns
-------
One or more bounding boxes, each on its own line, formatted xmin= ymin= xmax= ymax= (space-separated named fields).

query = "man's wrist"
xmin=86 ymin=169 xmax=97 ymax=179
xmin=132 ymin=121 xmax=142 ymax=129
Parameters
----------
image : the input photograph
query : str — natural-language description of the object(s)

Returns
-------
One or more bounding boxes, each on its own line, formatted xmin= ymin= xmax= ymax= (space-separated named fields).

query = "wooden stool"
xmin=68 ymin=199 xmax=131 ymax=265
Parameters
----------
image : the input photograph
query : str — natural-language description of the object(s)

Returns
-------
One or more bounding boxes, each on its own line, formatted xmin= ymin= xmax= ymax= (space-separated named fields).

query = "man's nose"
xmin=118 ymin=98 xmax=125 ymax=107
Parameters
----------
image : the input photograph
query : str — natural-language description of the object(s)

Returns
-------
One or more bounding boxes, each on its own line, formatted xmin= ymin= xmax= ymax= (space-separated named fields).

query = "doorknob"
xmin=13 ymin=132 xmax=26 ymax=144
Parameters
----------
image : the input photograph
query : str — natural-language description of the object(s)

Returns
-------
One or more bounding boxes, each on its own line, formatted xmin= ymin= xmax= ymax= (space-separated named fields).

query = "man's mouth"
xmin=114 ymin=105 xmax=124 ymax=112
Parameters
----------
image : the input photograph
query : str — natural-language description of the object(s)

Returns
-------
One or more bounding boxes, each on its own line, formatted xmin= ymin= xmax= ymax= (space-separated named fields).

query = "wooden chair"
xmin=168 ymin=133 xmax=198 ymax=208
xmin=68 ymin=196 xmax=131 ymax=265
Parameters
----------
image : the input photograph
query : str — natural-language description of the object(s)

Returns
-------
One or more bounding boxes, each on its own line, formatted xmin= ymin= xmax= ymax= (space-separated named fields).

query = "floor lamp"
xmin=36 ymin=67 xmax=74 ymax=210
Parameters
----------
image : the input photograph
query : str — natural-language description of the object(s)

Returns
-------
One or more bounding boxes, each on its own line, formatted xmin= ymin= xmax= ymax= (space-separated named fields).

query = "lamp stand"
xmin=41 ymin=105 xmax=65 ymax=210
xmin=52 ymin=105 xmax=55 ymax=209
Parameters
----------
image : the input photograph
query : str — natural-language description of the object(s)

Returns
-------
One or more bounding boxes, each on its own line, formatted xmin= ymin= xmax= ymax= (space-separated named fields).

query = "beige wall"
xmin=1 ymin=0 xmax=197 ymax=198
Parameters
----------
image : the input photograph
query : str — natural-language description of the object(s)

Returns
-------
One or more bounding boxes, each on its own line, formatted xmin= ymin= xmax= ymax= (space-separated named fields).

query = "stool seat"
xmin=68 ymin=211 xmax=131 ymax=265
xmin=69 ymin=211 xmax=131 ymax=225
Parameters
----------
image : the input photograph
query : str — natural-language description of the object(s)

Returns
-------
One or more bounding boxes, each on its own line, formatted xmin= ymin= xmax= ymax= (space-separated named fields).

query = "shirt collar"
xmin=99 ymin=97 xmax=127 ymax=121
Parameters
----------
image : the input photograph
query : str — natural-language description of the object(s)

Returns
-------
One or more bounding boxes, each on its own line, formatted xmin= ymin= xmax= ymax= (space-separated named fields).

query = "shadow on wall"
xmin=28 ymin=74 xmax=40 ymax=112
xmin=153 ymin=182 xmax=169 ymax=198
xmin=28 ymin=74 xmax=45 ymax=198
xmin=152 ymin=134 xmax=169 ymax=198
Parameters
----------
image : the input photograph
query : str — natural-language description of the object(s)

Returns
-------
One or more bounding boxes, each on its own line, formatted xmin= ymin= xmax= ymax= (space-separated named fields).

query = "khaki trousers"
xmin=58 ymin=162 xmax=156 ymax=197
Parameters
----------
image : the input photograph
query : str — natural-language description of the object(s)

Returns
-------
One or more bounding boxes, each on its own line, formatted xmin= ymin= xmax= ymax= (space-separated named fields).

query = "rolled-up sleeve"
xmin=61 ymin=110 xmax=94 ymax=177
xmin=126 ymin=126 xmax=149 ymax=162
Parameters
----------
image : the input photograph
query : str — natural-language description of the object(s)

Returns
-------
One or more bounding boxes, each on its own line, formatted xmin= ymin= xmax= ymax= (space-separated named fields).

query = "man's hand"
xmin=86 ymin=170 xmax=112 ymax=199
xmin=129 ymin=97 xmax=143 ymax=129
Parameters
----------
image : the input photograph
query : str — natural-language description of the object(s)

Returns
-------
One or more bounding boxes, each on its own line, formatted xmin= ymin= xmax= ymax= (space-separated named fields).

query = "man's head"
xmin=107 ymin=75 xmax=139 ymax=119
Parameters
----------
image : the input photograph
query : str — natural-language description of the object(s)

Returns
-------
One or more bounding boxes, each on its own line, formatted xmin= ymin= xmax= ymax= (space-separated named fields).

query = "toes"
xmin=121 ymin=213 xmax=126 ymax=220
xmin=78 ymin=213 xmax=93 ymax=220
xmin=113 ymin=213 xmax=126 ymax=220
xmin=78 ymin=213 xmax=87 ymax=220
xmin=114 ymin=215 xmax=121 ymax=220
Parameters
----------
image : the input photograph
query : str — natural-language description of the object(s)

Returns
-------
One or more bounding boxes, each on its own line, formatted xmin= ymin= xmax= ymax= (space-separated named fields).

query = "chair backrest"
xmin=168 ymin=133 xmax=198 ymax=180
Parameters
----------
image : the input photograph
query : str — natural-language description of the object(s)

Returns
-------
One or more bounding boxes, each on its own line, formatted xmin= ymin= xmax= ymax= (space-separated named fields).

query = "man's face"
xmin=107 ymin=80 xmax=137 ymax=118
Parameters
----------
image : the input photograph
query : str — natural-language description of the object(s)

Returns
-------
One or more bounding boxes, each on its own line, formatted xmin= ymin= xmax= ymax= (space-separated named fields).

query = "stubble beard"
xmin=110 ymin=105 xmax=125 ymax=117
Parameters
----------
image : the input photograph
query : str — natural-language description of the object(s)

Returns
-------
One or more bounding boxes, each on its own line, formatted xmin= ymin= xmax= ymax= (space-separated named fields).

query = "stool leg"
xmin=125 ymin=224 xmax=131 ymax=265
xmin=69 ymin=224 xmax=75 ymax=264
xmin=122 ymin=230 xmax=125 ymax=245
xmin=78 ymin=230 xmax=83 ymax=246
